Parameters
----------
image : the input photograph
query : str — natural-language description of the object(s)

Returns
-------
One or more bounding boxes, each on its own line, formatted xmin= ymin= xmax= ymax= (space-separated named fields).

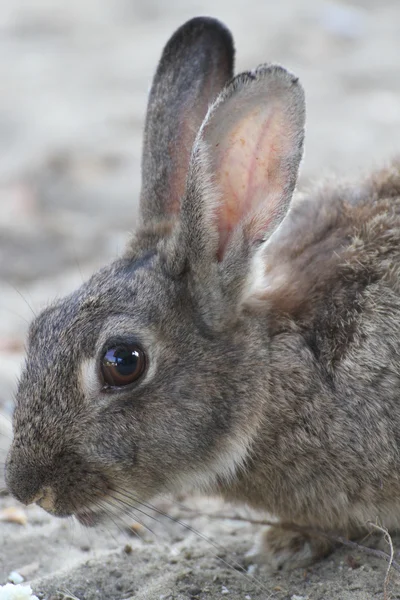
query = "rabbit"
xmin=5 ymin=15 xmax=400 ymax=572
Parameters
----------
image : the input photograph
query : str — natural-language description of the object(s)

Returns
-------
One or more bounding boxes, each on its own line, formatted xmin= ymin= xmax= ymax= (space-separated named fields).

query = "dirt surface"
xmin=1 ymin=1 xmax=400 ymax=598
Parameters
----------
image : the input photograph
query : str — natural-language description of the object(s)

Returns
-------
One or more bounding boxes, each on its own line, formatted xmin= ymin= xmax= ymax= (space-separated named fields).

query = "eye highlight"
xmin=100 ymin=344 xmax=146 ymax=388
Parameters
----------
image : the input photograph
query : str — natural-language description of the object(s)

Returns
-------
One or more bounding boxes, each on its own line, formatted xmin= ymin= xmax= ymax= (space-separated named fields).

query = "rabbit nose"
xmin=6 ymin=478 xmax=44 ymax=506
xmin=5 ymin=472 xmax=44 ymax=506
xmin=5 ymin=453 xmax=48 ymax=506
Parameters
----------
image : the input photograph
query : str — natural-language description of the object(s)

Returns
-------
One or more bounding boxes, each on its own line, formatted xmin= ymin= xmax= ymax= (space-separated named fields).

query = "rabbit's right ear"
xmin=169 ymin=64 xmax=305 ymax=316
xmin=140 ymin=17 xmax=234 ymax=224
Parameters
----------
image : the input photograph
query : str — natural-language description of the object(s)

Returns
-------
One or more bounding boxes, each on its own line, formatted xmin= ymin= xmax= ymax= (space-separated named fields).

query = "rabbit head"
xmin=5 ymin=17 xmax=305 ymax=524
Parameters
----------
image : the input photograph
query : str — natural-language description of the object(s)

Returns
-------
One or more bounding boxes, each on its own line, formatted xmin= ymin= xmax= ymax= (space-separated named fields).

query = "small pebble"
xmin=221 ymin=587 xmax=229 ymax=595
xmin=0 ymin=583 xmax=39 ymax=600
xmin=127 ymin=521 xmax=143 ymax=536
xmin=0 ymin=508 xmax=27 ymax=526
xmin=7 ymin=574 xmax=24 ymax=585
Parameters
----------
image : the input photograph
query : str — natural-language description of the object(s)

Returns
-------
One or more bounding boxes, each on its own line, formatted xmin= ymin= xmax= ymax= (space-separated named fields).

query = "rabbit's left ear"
xmin=140 ymin=17 xmax=234 ymax=225
xmin=179 ymin=64 xmax=305 ymax=265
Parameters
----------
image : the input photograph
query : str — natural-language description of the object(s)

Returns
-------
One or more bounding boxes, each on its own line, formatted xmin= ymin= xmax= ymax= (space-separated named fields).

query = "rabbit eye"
xmin=101 ymin=344 xmax=146 ymax=388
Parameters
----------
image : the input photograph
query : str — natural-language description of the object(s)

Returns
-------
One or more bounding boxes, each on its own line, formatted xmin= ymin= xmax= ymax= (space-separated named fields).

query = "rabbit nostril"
xmin=30 ymin=491 xmax=45 ymax=505
xmin=35 ymin=487 xmax=55 ymax=511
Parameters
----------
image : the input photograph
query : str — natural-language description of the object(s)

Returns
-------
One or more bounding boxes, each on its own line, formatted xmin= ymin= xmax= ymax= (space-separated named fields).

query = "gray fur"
xmin=5 ymin=17 xmax=400 ymax=570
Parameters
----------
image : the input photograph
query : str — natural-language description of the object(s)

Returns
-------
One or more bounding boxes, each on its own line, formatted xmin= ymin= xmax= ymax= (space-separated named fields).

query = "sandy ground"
xmin=1 ymin=0 xmax=400 ymax=598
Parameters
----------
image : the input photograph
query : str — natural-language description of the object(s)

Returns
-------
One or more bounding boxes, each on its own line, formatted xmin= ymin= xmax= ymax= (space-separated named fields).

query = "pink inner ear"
xmin=166 ymin=78 xmax=231 ymax=218
xmin=213 ymin=104 xmax=288 ymax=258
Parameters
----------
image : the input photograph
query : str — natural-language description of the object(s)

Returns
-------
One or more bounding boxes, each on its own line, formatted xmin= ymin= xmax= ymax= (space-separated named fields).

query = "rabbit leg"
xmin=245 ymin=525 xmax=334 ymax=571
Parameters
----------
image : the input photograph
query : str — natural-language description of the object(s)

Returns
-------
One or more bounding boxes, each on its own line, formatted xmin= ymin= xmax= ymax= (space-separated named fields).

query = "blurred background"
xmin=0 ymin=0 xmax=400 ymax=420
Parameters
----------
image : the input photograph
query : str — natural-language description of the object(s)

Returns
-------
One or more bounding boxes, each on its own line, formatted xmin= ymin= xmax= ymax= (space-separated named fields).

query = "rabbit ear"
xmin=180 ymin=65 xmax=305 ymax=264
xmin=139 ymin=17 xmax=234 ymax=224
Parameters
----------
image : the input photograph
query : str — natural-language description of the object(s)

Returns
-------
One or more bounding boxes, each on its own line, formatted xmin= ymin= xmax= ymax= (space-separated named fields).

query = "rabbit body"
xmin=5 ymin=17 xmax=400 ymax=569
xmin=220 ymin=168 xmax=400 ymax=564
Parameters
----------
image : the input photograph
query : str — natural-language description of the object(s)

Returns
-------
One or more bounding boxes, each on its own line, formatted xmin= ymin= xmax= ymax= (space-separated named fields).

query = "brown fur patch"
xmin=261 ymin=163 xmax=400 ymax=364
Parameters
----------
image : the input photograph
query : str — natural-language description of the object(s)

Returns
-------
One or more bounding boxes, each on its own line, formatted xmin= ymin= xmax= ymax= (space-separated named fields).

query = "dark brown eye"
xmin=101 ymin=344 xmax=146 ymax=388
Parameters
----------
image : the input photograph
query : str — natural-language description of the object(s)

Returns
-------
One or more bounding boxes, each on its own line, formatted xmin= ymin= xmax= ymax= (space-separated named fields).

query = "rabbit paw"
xmin=245 ymin=526 xmax=333 ymax=572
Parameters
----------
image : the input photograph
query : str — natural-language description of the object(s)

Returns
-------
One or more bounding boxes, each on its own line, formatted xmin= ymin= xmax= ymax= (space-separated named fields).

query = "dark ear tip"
xmin=177 ymin=16 xmax=233 ymax=40
xmin=221 ymin=63 xmax=305 ymax=112
xmin=232 ymin=64 xmax=302 ymax=89
xmin=254 ymin=64 xmax=301 ymax=86
xmin=165 ymin=16 xmax=234 ymax=62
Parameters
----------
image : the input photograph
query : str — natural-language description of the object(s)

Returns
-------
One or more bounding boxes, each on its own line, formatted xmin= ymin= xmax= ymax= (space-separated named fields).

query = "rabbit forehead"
xmin=27 ymin=252 xmax=177 ymax=350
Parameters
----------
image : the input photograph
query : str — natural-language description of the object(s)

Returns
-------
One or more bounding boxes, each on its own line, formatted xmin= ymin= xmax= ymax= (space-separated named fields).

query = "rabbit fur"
xmin=5 ymin=16 xmax=400 ymax=570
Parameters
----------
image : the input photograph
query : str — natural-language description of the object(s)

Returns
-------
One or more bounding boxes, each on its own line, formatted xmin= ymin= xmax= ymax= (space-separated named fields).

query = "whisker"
xmin=87 ymin=484 xmax=156 ymax=539
xmin=78 ymin=490 xmax=127 ymax=544
xmin=74 ymin=257 xmax=85 ymax=285
xmin=69 ymin=485 xmax=268 ymax=593
xmin=69 ymin=496 xmax=105 ymax=554
xmin=107 ymin=491 xmax=167 ymax=530
xmin=0 ymin=304 xmax=31 ymax=327
xmin=97 ymin=505 xmax=127 ymax=540
xmin=100 ymin=496 xmax=154 ymax=538
xmin=112 ymin=488 xmax=268 ymax=593
xmin=67 ymin=497 xmax=86 ymax=545
xmin=65 ymin=514 xmax=79 ymax=548
xmin=91 ymin=495 xmax=133 ymax=539
xmin=5 ymin=282 xmax=37 ymax=319
xmin=0 ymin=413 xmax=12 ymax=424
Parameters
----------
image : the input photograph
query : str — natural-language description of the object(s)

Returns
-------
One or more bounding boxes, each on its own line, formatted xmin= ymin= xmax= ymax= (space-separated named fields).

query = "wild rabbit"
xmin=5 ymin=16 xmax=400 ymax=570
